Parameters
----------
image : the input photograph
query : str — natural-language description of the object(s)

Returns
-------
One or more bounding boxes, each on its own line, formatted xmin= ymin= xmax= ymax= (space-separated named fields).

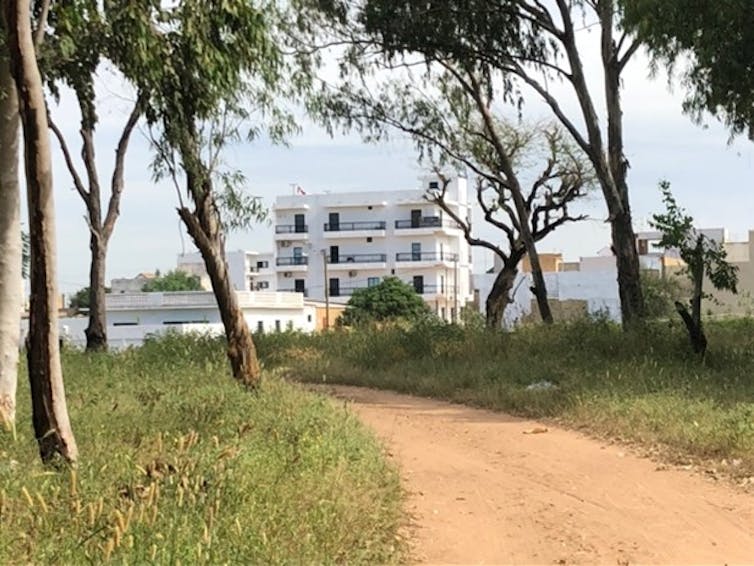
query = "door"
xmin=330 ymin=245 xmax=339 ymax=264
xmin=294 ymin=213 xmax=305 ymax=233
xmin=410 ymin=209 xmax=422 ymax=228
xmin=329 ymin=278 xmax=340 ymax=297
xmin=329 ymin=212 xmax=340 ymax=231
xmin=413 ymin=275 xmax=424 ymax=294
xmin=411 ymin=242 xmax=422 ymax=261
xmin=293 ymin=246 xmax=303 ymax=265
xmin=294 ymin=279 xmax=305 ymax=294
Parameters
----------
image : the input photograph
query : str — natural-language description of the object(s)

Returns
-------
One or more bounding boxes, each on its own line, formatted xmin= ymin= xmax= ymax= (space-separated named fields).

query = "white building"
xmin=272 ymin=174 xmax=474 ymax=321
xmin=177 ymin=250 xmax=276 ymax=292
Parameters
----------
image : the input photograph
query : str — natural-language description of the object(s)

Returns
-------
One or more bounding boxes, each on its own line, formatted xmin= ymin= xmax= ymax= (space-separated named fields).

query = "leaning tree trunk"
xmin=178 ymin=189 xmax=261 ymax=388
xmin=5 ymin=0 xmax=78 ymax=463
xmin=486 ymin=264 xmax=519 ymax=329
xmin=675 ymin=240 xmax=707 ymax=355
xmin=0 ymin=47 xmax=22 ymax=428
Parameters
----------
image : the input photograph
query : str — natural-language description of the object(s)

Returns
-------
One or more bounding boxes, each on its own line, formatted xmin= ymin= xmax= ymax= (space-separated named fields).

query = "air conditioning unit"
xmin=348 ymin=270 xmax=358 ymax=278
xmin=284 ymin=272 xmax=292 ymax=278
xmin=280 ymin=240 xmax=291 ymax=247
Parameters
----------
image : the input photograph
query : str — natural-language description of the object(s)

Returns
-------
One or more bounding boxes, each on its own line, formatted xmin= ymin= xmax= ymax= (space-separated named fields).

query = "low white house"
xmin=30 ymin=291 xmax=317 ymax=350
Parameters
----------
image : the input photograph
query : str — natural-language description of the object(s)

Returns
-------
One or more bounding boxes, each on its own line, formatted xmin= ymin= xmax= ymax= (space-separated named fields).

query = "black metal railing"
xmin=395 ymin=251 xmax=459 ymax=262
xmin=279 ymin=288 xmax=308 ymax=297
xmin=324 ymin=221 xmax=386 ymax=231
xmin=276 ymin=256 xmax=309 ymax=266
xmin=394 ymin=217 xmax=462 ymax=229
xmin=275 ymin=224 xmax=308 ymax=234
xmin=328 ymin=253 xmax=387 ymax=264
xmin=417 ymin=284 xmax=457 ymax=295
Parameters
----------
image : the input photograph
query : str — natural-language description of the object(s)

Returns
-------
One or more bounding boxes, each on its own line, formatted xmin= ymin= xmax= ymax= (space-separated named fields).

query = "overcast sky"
xmin=37 ymin=39 xmax=754 ymax=296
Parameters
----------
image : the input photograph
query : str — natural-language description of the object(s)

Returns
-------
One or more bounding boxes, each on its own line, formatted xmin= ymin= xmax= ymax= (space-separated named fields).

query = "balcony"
xmin=274 ymin=224 xmax=309 ymax=242
xmin=323 ymin=220 xmax=387 ymax=239
xmin=394 ymin=216 xmax=463 ymax=236
xmin=275 ymin=256 xmax=309 ymax=272
xmin=395 ymin=251 xmax=459 ymax=268
xmin=416 ymin=284 xmax=457 ymax=296
xmin=328 ymin=253 xmax=387 ymax=271
xmin=278 ymin=288 xmax=308 ymax=297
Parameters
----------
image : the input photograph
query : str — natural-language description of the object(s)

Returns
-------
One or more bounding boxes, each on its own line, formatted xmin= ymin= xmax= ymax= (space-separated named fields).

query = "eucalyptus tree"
xmin=5 ymin=0 xmax=77 ymax=463
xmin=106 ymin=0 xmax=305 ymax=387
xmin=0 ymin=40 xmax=22 ymax=429
xmin=622 ymin=0 xmax=754 ymax=139
xmin=40 ymin=1 xmax=142 ymax=352
xmin=309 ymin=0 xmax=646 ymax=326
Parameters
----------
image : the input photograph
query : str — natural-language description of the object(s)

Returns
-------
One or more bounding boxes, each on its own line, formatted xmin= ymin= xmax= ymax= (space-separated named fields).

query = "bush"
xmin=339 ymin=276 xmax=432 ymax=326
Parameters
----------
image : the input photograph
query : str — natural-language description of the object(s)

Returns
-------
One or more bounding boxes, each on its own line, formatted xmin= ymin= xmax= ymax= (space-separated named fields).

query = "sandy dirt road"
xmin=325 ymin=385 xmax=754 ymax=565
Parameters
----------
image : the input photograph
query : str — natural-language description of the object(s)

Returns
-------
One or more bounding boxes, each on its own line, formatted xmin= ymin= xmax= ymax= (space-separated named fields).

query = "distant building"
xmin=272 ymin=174 xmax=474 ymax=322
xmin=110 ymin=272 xmax=157 ymax=294
xmin=176 ymin=250 xmax=276 ymax=292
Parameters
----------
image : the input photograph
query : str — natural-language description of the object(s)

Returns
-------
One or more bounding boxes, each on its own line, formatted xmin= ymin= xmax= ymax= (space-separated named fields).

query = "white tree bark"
xmin=0 ymin=48 xmax=22 ymax=429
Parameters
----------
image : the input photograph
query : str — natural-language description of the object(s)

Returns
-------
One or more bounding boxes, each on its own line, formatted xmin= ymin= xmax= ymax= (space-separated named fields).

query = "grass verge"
xmin=258 ymin=318 xmax=754 ymax=482
xmin=0 ymin=333 xmax=403 ymax=564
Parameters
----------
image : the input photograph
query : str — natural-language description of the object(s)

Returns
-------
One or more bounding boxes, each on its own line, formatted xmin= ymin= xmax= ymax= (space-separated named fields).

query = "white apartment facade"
xmin=272 ymin=175 xmax=474 ymax=321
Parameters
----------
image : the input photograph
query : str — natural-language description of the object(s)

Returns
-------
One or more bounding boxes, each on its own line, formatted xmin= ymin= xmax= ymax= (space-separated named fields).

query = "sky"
xmin=37 ymin=37 xmax=754 ymax=296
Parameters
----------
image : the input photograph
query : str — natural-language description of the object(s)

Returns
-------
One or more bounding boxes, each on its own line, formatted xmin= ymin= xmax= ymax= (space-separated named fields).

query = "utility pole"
xmin=322 ymin=249 xmax=330 ymax=330
xmin=453 ymin=255 xmax=458 ymax=323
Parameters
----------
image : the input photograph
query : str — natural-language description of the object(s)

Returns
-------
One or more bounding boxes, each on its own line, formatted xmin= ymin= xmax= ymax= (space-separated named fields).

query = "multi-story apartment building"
xmin=272 ymin=175 xmax=473 ymax=322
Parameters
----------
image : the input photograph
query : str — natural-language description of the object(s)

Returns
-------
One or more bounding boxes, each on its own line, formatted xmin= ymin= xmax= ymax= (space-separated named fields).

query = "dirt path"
xmin=325 ymin=385 xmax=754 ymax=565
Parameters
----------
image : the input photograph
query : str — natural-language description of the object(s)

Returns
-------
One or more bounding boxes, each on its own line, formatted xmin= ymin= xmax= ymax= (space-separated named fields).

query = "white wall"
xmin=473 ymin=268 xmax=621 ymax=328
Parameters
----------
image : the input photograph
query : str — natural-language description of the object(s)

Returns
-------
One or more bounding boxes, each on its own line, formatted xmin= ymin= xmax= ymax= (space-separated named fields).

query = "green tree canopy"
xmin=623 ymin=0 xmax=754 ymax=138
xmin=340 ymin=277 xmax=431 ymax=326
xmin=142 ymin=270 xmax=202 ymax=293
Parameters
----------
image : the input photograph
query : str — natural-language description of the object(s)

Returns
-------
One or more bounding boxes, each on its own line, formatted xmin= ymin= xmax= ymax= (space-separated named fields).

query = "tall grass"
xmin=0 ymin=333 xmax=403 ymax=564
xmin=258 ymin=318 xmax=754 ymax=476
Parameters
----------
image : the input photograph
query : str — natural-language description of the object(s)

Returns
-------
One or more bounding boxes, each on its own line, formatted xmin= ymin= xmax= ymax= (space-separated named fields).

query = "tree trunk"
xmin=675 ymin=239 xmax=707 ymax=355
xmin=485 ymin=263 xmax=519 ymax=328
xmin=85 ymin=241 xmax=107 ymax=351
xmin=5 ymin=0 xmax=78 ymax=463
xmin=0 ymin=46 xmax=22 ymax=428
xmin=611 ymin=210 xmax=644 ymax=326
xmin=178 ymin=205 xmax=261 ymax=388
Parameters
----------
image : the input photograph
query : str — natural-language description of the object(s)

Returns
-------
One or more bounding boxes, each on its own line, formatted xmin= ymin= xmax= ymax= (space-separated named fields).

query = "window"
xmin=294 ymin=279 xmax=305 ymax=293
xmin=257 ymin=281 xmax=270 ymax=289
xmin=256 ymin=260 xmax=268 ymax=269
xmin=428 ymin=180 xmax=439 ymax=191
xmin=275 ymin=320 xmax=281 ymax=332
xmin=440 ymin=275 xmax=445 ymax=293
xmin=328 ymin=212 xmax=340 ymax=231
xmin=329 ymin=278 xmax=340 ymax=297
xmin=307 ymin=314 xmax=312 ymax=322
xmin=367 ymin=205 xmax=373 ymax=210
xmin=411 ymin=242 xmax=422 ymax=261
xmin=413 ymin=275 xmax=424 ymax=294
xmin=368 ymin=277 xmax=380 ymax=287
xmin=257 ymin=321 xmax=264 ymax=333
xmin=366 ymin=237 xmax=373 ymax=243
xmin=441 ymin=307 xmax=446 ymax=320
xmin=294 ymin=213 xmax=305 ymax=233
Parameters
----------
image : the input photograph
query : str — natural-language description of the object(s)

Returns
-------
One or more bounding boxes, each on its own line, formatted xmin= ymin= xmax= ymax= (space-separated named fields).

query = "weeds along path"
xmin=322 ymin=385 xmax=754 ymax=565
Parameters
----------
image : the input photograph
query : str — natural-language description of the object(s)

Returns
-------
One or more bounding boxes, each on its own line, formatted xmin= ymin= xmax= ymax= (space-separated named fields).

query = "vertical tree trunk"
xmin=0 ymin=47 xmax=22 ymax=428
xmin=485 ymin=263 xmax=519 ymax=329
xmin=85 ymin=242 xmax=108 ymax=351
xmin=5 ymin=0 xmax=78 ymax=463
xmin=611 ymin=209 xmax=645 ymax=326
xmin=178 ymin=203 xmax=261 ymax=388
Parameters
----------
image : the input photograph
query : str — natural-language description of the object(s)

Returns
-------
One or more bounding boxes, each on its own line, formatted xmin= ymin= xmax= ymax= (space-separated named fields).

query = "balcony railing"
xmin=395 ymin=251 xmax=459 ymax=262
xmin=275 ymin=224 xmax=308 ymax=234
xmin=416 ymin=285 xmax=457 ymax=295
xmin=276 ymin=256 xmax=309 ymax=266
xmin=324 ymin=221 xmax=386 ymax=231
xmin=395 ymin=216 xmax=462 ymax=229
xmin=279 ymin=288 xmax=308 ymax=297
xmin=329 ymin=253 xmax=387 ymax=264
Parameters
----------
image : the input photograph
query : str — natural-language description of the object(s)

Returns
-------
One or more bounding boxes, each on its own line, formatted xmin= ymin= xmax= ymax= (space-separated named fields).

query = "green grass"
xmin=257 ymin=317 xmax=754 ymax=477
xmin=0 ymin=333 xmax=403 ymax=564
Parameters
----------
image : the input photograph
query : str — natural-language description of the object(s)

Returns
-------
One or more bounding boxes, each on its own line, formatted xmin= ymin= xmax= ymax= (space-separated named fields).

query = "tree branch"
xmin=48 ymin=114 xmax=88 ymax=202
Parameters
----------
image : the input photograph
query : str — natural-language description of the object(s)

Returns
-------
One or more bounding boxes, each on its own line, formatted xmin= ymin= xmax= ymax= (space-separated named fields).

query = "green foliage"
xmin=69 ymin=287 xmax=90 ymax=311
xmin=142 ymin=270 xmax=203 ymax=292
xmin=340 ymin=277 xmax=431 ymax=326
xmin=0 ymin=334 xmax=403 ymax=563
xmin=651 ymin=181 xmax=738 ymax=296
xmin=623 ymin=0 xmax=754 ymax=138
xmin=258 ymin=319 xmax=754 ymax=477
xmin=641 ymin=271 xmax=685 ymax=320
